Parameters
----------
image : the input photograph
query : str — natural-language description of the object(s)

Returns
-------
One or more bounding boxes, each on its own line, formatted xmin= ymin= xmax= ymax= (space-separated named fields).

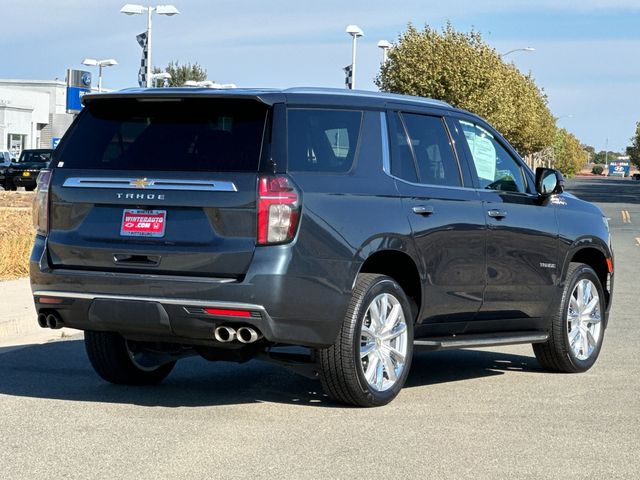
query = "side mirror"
xmin=535 ymin=167 xmax=564 ymax=196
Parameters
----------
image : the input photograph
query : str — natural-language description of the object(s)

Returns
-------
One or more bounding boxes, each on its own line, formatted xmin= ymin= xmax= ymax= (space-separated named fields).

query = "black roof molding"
xmin=82 ymin=86 xmax=452 ymax=110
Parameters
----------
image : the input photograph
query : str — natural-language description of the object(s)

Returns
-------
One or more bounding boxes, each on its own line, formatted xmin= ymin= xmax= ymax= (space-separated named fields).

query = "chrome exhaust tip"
xmin=214 ymin=326 xmax=236 ymax=343
xmin=45 ymin=313 xmax=63 ymax=329
xmin=236 ymin=326 xmax=262 ymax=344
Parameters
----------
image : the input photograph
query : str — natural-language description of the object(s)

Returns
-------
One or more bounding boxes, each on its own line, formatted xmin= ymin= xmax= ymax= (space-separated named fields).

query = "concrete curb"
xmin=0 ymin=277 xmax=80 ymax=350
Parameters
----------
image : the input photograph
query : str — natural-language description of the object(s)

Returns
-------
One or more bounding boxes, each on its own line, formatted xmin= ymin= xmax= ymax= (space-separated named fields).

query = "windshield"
xmin=18 ymin=151 xmax=52 ymax=163
xmin=56 ymin=98 xmax=269 ymax=172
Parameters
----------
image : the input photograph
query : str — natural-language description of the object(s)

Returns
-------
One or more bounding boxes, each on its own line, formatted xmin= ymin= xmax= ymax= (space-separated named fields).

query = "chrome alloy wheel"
xmin=359 ymin=293 xmax=409 ymax=392
xmin=567 ymin=278 xmax=602 ymax=361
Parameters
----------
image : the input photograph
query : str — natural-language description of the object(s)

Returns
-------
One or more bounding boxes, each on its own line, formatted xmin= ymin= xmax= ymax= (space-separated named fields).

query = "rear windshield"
xmin=56 ymin=98 xmax=268 ymax=171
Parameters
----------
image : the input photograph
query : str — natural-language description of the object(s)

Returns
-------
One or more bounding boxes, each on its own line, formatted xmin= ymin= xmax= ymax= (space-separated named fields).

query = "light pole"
xmin=345 ymin=25 xmax=364 ymax=89
xmin=377 ymin=40 xmax=391 ymax=63
xmin=120 ymin=3 xmax=180 ymax=88
xmin=81 ymin=58 xmax=118 ymax=92
xmin=501 ymin=47 xmax=535 ymax=58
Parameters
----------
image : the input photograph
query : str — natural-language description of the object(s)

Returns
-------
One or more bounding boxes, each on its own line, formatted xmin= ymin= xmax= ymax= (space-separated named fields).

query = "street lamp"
xmin=120 ymin=3 xmax=180 ymax=88
xmin=501 ymin=47 xmax=535 ymax=58
xmin=377 ymin=40 xmax=391 ymax=63
xmin=81 ymin=58 xmax=118 ymax=92
xmin=345 ymin=24 xmax=364 ymax=90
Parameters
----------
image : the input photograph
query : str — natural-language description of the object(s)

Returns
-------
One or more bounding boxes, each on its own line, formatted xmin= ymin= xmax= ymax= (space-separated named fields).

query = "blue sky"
xmin=2 ymin=0 xmax=639 ymax=152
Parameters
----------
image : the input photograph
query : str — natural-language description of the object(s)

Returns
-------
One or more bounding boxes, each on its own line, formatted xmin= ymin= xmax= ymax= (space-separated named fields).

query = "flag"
xmin=136 ymin=31 xmax=148 ymax=87
xmin=343 ymin=64 xmax=353 ymax=90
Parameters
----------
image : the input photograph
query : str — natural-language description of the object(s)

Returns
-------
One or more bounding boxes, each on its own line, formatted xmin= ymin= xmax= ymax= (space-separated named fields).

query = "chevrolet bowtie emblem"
xmin=131 ymin=178 xmax=152 ymax=188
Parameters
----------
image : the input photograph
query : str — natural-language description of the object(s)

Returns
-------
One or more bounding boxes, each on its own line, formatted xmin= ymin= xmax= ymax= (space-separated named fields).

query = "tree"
xmin=593 ymin=151 xmax=620 ymax=164
xmin=554 ymin=128 xmax=587 ymax=177
xmin=375 ymin=23 xmax=556 ymax=156
xmin=626 ymin=121 xmax=640 ymax=168
xmin=152 ymin=60 xmax=208 ymax=87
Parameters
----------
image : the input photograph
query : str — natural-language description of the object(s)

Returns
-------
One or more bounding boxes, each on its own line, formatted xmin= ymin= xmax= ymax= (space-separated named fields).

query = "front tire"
xmin=84 ymin=331 xmax=176 ymax=385
xmin=317 ymin=274 xmax=414 ymax=407
xmin=534 ymin=263 xmax=606 ymax=373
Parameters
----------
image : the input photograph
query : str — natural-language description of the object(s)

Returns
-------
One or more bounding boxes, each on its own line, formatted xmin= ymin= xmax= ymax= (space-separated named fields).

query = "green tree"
xmin=152 ymin=60 xmax=208 ymax=87
xmin=626 ymin=121 xmax=640 ymax=168
xmin=375 ymin=23 xmax=556 ymax=156
xmin=554 ymin=128 xmax=587 ymax=177
xmin=593 ymin=151 xmax=620 ymax=164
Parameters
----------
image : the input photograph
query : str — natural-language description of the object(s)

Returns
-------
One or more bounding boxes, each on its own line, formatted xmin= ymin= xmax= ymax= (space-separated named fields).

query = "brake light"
xmin=257 ymin=175 xmax=300 ymax=245
xmin=32 ymin=170 xmax=52 ymax=236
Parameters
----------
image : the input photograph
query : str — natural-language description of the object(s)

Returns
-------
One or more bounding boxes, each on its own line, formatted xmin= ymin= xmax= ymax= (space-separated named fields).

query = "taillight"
xmin=257 ymin=175 xmax=300 ymax=245
xmin=33 ymin=169 xmax=52 ymax=236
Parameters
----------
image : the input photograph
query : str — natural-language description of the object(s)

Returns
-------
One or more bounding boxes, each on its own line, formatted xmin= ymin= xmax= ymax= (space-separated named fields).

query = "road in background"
xmin=0 ymin=176 xmax=638 ymax=479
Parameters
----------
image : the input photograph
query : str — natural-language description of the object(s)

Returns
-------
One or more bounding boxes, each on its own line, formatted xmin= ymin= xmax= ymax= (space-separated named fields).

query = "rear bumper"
xmin=30 ymin=235 xmax=358 ymax=348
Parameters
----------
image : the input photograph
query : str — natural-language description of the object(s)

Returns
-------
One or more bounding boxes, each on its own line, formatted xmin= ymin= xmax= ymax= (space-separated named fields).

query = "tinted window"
xmin=388 ymin=112 xmax=418 ymax=183
xmin=56 ymin=99 xmax=268 ymax=171
xmin=458 ymin=120 xmax=526 ymax=193
xmin=287 ymin=109 xmax=362 ymax=172
xmin=19 ymin=151 xmax=52 ymax=163
xmin=400 ymin=113 xmax=460 ymax=187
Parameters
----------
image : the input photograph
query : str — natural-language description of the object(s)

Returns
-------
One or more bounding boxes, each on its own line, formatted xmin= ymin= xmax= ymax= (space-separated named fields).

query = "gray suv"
xmin=30 ymin=88 xmax=613 ymax=406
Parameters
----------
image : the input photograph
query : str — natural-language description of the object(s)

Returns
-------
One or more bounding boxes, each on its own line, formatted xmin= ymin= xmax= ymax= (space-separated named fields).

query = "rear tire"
xmin=533 ymin=263 xmax=606 ymax=373
xmin=317 ymin=274 xmax=414 ymax=407
xmin=84 ymin=331 xmax=176 ymax=385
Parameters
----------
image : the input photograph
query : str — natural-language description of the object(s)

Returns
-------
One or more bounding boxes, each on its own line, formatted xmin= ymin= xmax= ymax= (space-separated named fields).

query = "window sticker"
xmin=460 ymin=121 xmax=496 ymax=182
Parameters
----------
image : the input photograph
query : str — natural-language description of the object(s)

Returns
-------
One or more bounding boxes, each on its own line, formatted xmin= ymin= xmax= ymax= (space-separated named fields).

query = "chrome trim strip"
xmin=62 ymin=177 xmax=238 ymax=192
xmin=33 ymin=290 xmax=266 ymax=312
xmin=380 ymin=112 xmax=391 ymax=175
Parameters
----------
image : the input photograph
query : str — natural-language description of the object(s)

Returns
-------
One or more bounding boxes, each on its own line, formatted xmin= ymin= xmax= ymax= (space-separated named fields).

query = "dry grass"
xmin=0 ymin=192 xmax=36 ymax=280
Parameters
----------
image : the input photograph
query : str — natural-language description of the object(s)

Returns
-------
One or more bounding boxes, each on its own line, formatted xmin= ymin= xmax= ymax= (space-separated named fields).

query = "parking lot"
xmin=0 ymin=176 xmax=638 ymax=479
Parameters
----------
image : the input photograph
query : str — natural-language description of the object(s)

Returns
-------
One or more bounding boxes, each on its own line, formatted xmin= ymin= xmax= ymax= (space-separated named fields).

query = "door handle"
xmin=487 ymin=209 xmax=507 ymax=219
xmin=412 ymin=205 xmax=434 ymax=216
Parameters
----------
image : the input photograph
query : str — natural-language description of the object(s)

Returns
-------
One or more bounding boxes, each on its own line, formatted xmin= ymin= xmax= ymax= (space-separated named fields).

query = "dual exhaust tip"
xmin=214 ymin=325 xmax=262 ymax=344
xmin=37 ymin=311 xmax=63 ymax=330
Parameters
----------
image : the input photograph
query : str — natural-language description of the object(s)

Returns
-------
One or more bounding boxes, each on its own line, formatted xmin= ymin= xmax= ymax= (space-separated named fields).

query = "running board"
xmin=413 ymin=331 xmax=549 ymax=351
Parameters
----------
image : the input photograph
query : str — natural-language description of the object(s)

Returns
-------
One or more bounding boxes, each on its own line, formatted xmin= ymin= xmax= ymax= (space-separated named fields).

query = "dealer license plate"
xmin=120 ymin=209 xmax=166 ymax=237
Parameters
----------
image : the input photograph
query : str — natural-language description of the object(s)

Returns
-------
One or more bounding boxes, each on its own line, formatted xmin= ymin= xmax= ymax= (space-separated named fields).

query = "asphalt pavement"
xmin=0 ymin=176 xmax=638 ymax=479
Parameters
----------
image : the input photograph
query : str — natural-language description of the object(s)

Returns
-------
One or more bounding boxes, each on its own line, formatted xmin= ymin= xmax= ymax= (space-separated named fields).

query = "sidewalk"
xmin=0 ymin=277 xmax=79 ymax=351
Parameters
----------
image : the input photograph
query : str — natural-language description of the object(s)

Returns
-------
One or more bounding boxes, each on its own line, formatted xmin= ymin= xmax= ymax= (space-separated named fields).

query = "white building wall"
xmin=0 ymin=79 xmax=74 ymax=153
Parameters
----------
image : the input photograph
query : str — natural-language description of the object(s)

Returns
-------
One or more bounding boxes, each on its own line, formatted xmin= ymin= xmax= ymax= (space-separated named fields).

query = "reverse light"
xmin=33 ymin=170 xmax=52 ymax=236
xmin=257 ymin=175 xmax=301 ymax=245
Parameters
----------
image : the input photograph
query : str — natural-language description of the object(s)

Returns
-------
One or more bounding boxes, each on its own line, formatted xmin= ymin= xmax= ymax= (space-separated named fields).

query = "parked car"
xmin=30 ymin=87 xmax=614 ymax=407
xmin=4 ymin=149 xmax=53 ymax=191
xmin=0 ymin=151 xmax=12 ymax=189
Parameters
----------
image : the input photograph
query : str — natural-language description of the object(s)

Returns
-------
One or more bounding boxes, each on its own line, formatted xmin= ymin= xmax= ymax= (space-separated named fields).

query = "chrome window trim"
xmin=62 ymin=177 xmax=238 ymax=192
xmin=380 ymin=111 xmax=391 ymax=175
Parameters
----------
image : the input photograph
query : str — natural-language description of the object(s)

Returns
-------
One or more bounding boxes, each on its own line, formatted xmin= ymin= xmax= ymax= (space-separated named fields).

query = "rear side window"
xmin=287 ymin=109 xmax=362 ymax=172
xmin=388 ymin=112 xmax=461 ymax=187
xmin=56 ymin=98 xmax=268 ymax=171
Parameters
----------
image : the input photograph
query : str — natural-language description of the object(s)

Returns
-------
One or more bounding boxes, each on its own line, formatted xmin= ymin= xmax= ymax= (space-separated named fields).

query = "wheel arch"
xmin=562 ymin=240 xmax=613 ymax=313
xmin=357 ymin=249 xmax=422 ymax=322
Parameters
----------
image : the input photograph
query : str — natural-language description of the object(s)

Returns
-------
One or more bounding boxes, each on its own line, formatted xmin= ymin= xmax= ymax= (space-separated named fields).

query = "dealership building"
xmin=0 ymin=76 xmax=88 ymax=158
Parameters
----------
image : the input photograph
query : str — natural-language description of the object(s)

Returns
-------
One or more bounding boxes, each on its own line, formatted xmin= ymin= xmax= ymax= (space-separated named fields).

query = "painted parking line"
xmin=621 ymin=210 xmax=631 ymax=223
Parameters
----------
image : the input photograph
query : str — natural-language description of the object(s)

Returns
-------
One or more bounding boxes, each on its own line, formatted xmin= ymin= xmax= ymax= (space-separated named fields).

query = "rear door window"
xmin=287 ymin=109 xmax=362 ymax=172
xmin=388 ymin=112 xmax=461 ymax=187
xmin=56 ymin=98 xmax=268 ymax=171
